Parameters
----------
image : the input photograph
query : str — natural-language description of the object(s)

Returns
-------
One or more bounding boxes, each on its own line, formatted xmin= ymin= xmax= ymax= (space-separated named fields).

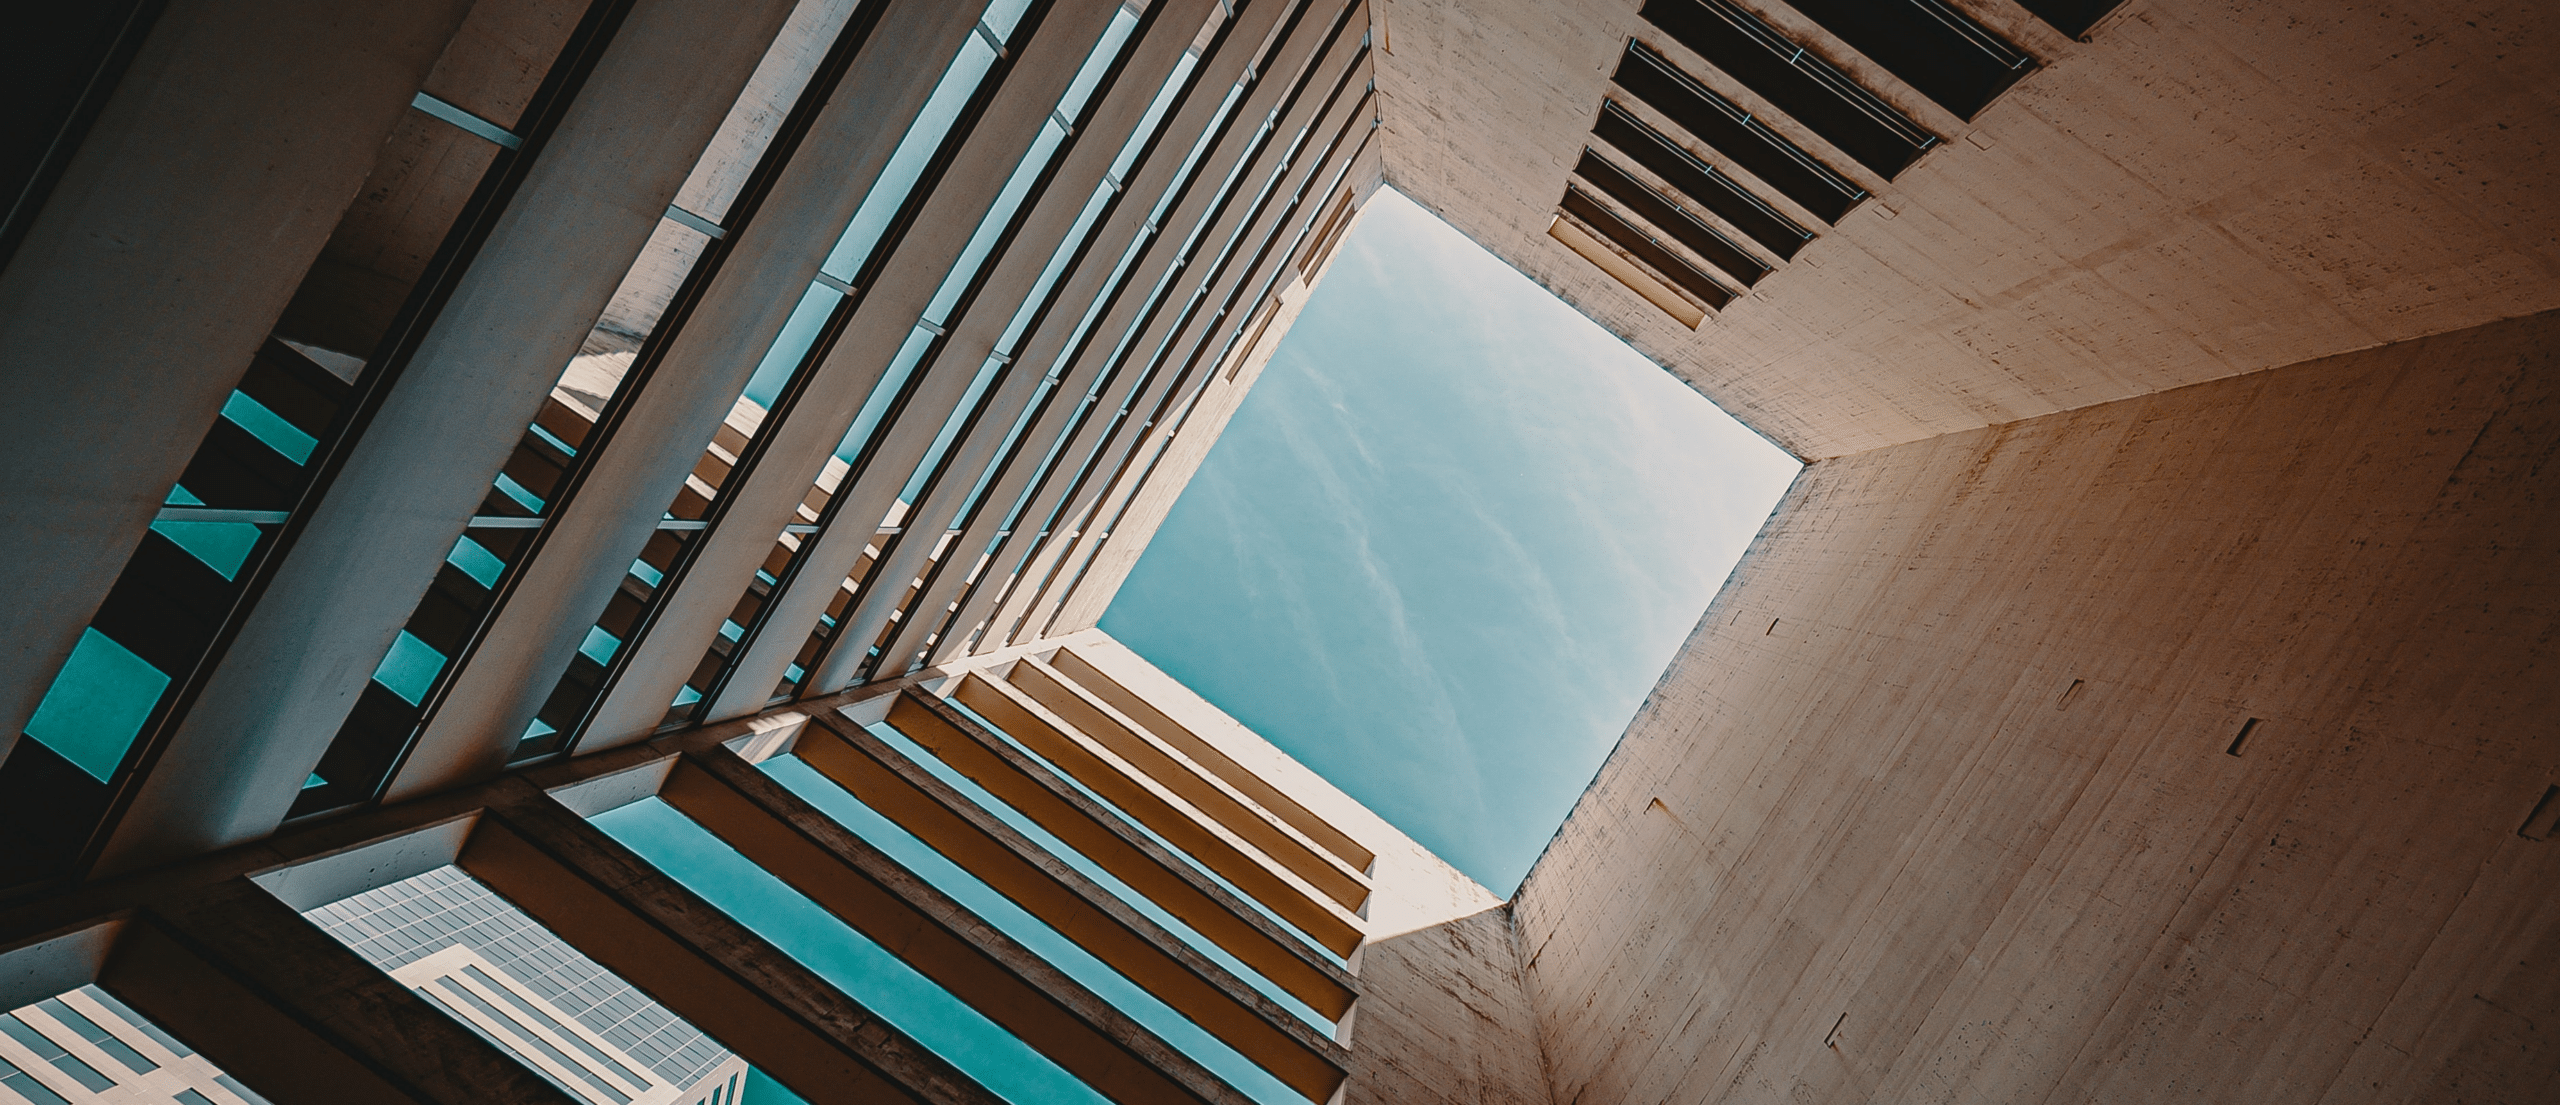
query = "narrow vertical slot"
xmin=2226 ymin=717 xmax=2259 ymax=757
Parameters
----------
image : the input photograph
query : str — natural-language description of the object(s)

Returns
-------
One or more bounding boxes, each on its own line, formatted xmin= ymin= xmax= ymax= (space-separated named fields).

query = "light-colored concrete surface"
xmin=697 ymin=0 xmax=1232 ymax=725
xmin=393 ymin=0 xmax=987 ymax=797
xmin=97 ymin=0 xmax=800 ymax=876
xmin=0 ymin=0 xmax=476 ymax=757
xmin=1368 ymin=0 xmax=2560 ymax=458
xmin=575 ymin=0 xmax=1135 ymax=750
xmin=1512 ymin=308 xmax=2560 ymax=1104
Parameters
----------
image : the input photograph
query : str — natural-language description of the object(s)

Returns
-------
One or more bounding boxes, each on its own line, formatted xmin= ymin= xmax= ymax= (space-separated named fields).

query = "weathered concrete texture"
xmin=1511 ymin=309 xmax=2560 ymax=1104
xmin=1368 ymin=0 xmax=2560 ymax=458
xmin=1339 ymin=908 xmax=1551 ymax=1105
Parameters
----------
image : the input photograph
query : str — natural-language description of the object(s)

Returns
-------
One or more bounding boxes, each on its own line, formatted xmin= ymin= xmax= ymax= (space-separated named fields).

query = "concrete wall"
xmin=1510 ymin=308 xmax=2560 ymax=1104
xmin=1367 ymin=0 xmax=2560 ymax=458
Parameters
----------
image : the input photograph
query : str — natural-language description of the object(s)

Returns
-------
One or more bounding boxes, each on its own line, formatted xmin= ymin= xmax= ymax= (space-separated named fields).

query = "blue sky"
xmin=1101 ymin=190 xmax=1800 ymax=894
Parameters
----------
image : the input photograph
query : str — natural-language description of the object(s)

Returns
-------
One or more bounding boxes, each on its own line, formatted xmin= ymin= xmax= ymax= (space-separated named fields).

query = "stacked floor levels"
xmin=4 ymin=0 xmax=2557 ymax=1103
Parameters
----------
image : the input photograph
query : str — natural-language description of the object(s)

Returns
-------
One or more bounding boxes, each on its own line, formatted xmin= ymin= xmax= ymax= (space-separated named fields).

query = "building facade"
xmin=2 ymin=0 xmax=2555 ymax=1103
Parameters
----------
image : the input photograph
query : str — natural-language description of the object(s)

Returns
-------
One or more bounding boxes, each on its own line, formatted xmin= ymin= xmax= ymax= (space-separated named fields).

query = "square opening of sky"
xmin=1103 ymin=189 xmax=1800 ymax=894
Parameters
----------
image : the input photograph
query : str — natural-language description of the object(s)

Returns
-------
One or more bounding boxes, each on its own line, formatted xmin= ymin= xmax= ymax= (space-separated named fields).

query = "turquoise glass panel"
xmin=579 ymin=626 xmax=621 ymax=665
xmin=742 ymin=283 xmax=841 ymax=410
xmin=23 ymin=628 xmax=169 ymax=783
xmin=493 ymin=473 xmax=544 ymax=513
xmin=220 ymin=391 xmax=317 ymax=464
xmin=152 ymin=518 xmax=260 ymax=581
xmin=594 ymin=800 xmax=1109 ymax=1105
xmin=447 ymin=536 xmax=505 ymax=588
xmin=741 ymin=1068 xmax=807 ymax=1105
xmin=153 ymin=483 xmax=260 ymax=580
xmin=372 ymin=631 xmax=447 ymax=706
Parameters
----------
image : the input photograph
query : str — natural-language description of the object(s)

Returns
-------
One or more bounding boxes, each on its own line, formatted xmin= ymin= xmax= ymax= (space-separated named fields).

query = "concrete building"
xmin=0 ymin=0 xmax=2553 ymax=1103
xmin=308 ymin=866 xmax=746 ymax=1105
xmin=0 ymin=985 xmax=270 ymax=1105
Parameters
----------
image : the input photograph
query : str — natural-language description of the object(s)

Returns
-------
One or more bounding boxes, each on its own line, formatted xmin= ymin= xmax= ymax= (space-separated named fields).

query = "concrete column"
xmin=943 ymin=11 xmax=1370 ymax=665
xmin=578 ymin=0 xmax=1137 ymax=749
xmin=462 ymin=779 xmax=1003 ymax=1105
xmin=392 ymin=0 xmax=985 ymax=801
xmin=664 ymin=746 xmax=1269 ymax=1105
xmin=111 ymin=878 xmax=576 ymax=1105
xmin=969 ymin=13 xmax=1374 ymax=663
xmin=694 ymin=0 xmax=1235 ymax=726
xmin=1040 ymin=116 xmax=1379 ymax=639
xmin=818 ymin=0 xmax=1358 ymax=690
xmin=92 ymin=0 xmax=802 ymax=875
xmin=0 ymin=0 xmax=477 ymax=754
xmin=1017 ymin=116 xmax=1374 ymax=646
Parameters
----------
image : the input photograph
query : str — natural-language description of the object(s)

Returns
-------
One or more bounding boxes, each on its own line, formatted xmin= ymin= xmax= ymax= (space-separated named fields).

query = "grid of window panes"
xmin=306 ymin=866 xmax=733 ymax=1090
xmin=0 ymin=985 xmax=271 ymax=1105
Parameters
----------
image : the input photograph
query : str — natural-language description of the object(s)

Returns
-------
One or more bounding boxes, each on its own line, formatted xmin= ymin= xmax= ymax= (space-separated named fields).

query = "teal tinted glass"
xmin=23 ymin=628 xmax=169 ymax=783
xmin=372 ymin=631 xmax=447 ymax=706
xmin=594 ymin=800 xmax=1111 ymax=1105
xmin=447 ymin=536 xmax=506 ymax=588
xmin=219 ymin=391 xmax=317 ymax=465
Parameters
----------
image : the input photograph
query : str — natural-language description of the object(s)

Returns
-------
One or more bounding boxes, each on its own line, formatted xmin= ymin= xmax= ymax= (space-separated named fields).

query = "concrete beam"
xmin=809 ymin=0 xmax=1309 ymax=687
xmin=862 ymin=0 xmax=1369 ymax=678
xmin=96 ymin=0 xmax=803 ymax=876
xmin=784 ymin=710 xmax=1357 ymax=1085
xmin=0 ymin=0 xmax=476 ymax=754
xmin=1052 ymin=646 xmax=1372 ymax=870
xmin=970 ymin=32 xmax=1372 ymax=653
xmin=1007 ymin=656 xmax=1369 ymax=905
xmin=864 ymin=692 xmax=1363 ymax=991
xmin=955 ymin=672 xmax=1370 ymax=936
xmin=579 ymin=0 xmax=1139 ymax=749
xmin=462 ymin=778 xmax=1004 ymax=1105
xmin=393 ymin=0 xmax=984 ymax=798
xmin=997 ymin=57 xmax=1373 ymax=646
xmin=113 ymin=877 xmax=576 ymax=1105
xmin=663 ymin=746 xmax=1271 ymax=1105
xmin=699 ymin=0 xmax=1230 ymax=724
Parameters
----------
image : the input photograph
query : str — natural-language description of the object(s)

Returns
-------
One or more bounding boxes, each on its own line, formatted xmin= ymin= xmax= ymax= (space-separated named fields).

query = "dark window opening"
xmin=2226 ymin=717 xmax=2259 ymax=757
xmin=1560 ymin=187 xmax=1734 ymax=311
xmin=1638 ymin=0 xmax=1939 ymax=178
xmin=1573 ymin=150 xmax=1769 ymax=286
xmin=1593 ymin=100 xmax=1811 ymax=259
xmin=1610 ymin=41 xmax=1865 ymax=223
xmin=2519 ymin=784 xmax=2559 ymax=841
xmin=2017 ymin=0 xmax=2126 ymax=39
xmin=1780 ymin=0 xmax=2036 ymax=121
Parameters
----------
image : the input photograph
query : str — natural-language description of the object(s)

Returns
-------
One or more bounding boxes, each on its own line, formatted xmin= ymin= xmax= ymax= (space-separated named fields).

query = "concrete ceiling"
xmin=1367 ymin=0 xmax=2560 ymax=458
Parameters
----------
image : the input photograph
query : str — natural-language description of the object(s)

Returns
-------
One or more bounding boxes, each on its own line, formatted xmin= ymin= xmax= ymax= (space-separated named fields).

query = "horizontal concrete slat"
xmin=461 ymin=780 xmax=1001 ymax=1105
xmin=950 ymin=674 xmax=1367 ymax=950
xmin=782 ymin=711 xmax=1354 ymax=1091
xmin=1048 ymin=647 xmax=1370 ymax=870
xmin=114 ymin=878 xmax=575 ymax=1105
xmin=661 ymin=746 xmax=1263 ymax=1105
xmin=863 ymin=694 xmax=1361 ymax=1007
